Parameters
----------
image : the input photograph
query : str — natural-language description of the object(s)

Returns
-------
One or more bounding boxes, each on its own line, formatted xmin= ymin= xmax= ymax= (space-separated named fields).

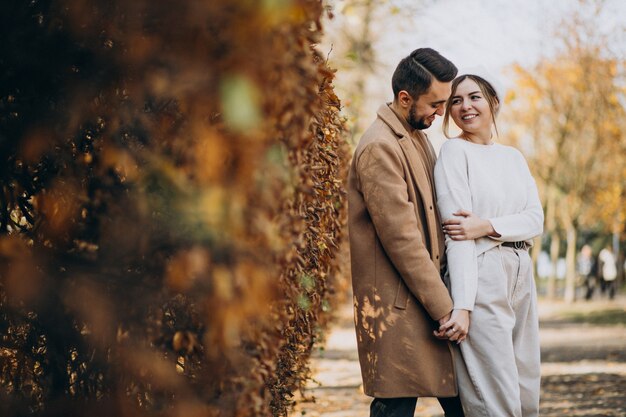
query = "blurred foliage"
xmin=0 ymin=0 xmax=349 ymax=416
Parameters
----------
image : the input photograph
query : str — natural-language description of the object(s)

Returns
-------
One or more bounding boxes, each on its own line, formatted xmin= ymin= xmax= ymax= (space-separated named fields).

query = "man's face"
xmin=406 ymin=79 xmax=452 ymax=130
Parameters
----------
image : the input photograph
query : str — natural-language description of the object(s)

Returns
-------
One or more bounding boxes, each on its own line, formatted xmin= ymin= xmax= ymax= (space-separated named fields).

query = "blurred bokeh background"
xmin=0 ymin=0 xmax=625 ymax=416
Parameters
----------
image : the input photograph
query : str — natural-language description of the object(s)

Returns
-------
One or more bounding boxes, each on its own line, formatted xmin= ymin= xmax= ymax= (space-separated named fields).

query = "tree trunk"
xmin=613 ymin=228 xmax=623 ymax=288
xmin=531 ymin=235 xmax=542 ymax=280
xmin=345 ymin=0 xmax=375 ymax=145
xmin=547 ymin=231 xmax=560 ymax=299
xmin=563 ymin=224 xmax=578 ymax=303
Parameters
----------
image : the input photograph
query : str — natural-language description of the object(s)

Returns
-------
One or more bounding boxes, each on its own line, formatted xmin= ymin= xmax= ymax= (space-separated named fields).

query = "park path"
xmin=290 ymin=296 xmax=626 ymax=417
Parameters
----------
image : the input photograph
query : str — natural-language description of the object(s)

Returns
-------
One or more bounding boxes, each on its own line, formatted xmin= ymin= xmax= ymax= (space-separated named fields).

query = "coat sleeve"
xmin=356 ymin=141 xmax=453 ymax=321
xmin=434 ymin=143 xmax=478 ymax=311
xmin=488 ymin=154 xmax=544 ymax=242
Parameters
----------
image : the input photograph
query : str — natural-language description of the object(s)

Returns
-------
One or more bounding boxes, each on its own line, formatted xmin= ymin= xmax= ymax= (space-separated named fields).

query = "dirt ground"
xmin=290 ymin=296 xmax=626 ymax=417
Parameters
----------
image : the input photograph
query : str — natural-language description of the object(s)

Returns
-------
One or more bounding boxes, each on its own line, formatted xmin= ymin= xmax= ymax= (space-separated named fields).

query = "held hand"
xmin=442 ymin=209 xmax=499 ymax=240
xmin=437 ymin=309 xmax=470 ymax=344
xmin=433 ymin=311 xmax=452 ymax=340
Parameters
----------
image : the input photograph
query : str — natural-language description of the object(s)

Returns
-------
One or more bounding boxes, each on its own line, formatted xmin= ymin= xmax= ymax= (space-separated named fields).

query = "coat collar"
xmin=377 ymin=103 xmax=430 ymax=144
xmin=377 ymin=103 xmax=412 ymax=139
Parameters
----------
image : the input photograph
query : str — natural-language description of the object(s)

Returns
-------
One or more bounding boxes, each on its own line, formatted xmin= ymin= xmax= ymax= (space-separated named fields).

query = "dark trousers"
xmin=603 ymin=279 xmax=616 ymax=299
xmin=583 ymin=275 xmax=597 ymax=300
xmin=370 ymin=396 xmax=464 ymax=417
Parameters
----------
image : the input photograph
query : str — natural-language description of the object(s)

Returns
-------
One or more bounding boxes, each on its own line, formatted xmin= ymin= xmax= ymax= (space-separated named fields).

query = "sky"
xmin=322 ymin=0 xmax=626 ymax=149
xmin=380 ymin=0 xmax=624 ymax=84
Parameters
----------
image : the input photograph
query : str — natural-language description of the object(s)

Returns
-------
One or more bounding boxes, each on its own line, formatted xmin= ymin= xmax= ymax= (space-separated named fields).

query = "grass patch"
xmin=562 ymin=309 xmax=626 ymax=325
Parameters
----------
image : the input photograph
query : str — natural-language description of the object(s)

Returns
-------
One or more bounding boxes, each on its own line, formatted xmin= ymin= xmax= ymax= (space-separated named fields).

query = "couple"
xmin=348 ymin=48 xmax=544 ymax=417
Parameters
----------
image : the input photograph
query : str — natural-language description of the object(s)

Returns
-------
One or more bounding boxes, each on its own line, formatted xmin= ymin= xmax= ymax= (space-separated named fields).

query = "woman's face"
xmin=449 ymin=78 xmax=493 ymax=134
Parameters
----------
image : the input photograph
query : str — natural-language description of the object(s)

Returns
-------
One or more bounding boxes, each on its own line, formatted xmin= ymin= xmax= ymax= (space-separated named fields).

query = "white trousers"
xmin=454 ymin=245 xmax=540 ymax=417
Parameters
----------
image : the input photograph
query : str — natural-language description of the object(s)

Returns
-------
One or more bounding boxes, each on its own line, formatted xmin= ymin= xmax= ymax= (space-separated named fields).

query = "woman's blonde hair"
xmin=443 ymin=74 xmax=500 ymax=139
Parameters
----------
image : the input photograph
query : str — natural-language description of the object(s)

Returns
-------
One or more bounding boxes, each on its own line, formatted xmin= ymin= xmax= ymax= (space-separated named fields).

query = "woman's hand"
xmin=435 ymin=309 xmax=470 ymax=344
xmin=443 ymin=209 xmax=500 ymax=240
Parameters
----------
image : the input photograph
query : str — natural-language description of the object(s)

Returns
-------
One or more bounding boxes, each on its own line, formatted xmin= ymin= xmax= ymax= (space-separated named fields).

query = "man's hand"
xmin=433 ymin=311 xmax=452 ymax=340
xmin=442 ymin=209 xmax=500 ymax=241
xmin=436 ymin=309 xmax=470 ymax=344
xmin=438 ymin=312 xmax=452 ymax=326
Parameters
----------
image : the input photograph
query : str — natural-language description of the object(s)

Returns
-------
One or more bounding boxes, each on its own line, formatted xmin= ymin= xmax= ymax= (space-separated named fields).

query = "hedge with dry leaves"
xmin=0 ymin=0 xmax=349 ymax=416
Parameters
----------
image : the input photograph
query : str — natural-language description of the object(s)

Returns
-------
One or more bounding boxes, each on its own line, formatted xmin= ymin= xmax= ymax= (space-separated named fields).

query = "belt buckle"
xmin=514 ymin=241 xmax=525 ymax=250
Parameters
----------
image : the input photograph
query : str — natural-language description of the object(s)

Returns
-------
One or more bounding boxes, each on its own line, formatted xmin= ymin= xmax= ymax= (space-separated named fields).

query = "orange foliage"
xmin=0 ymin=1 xmax=348 ymax=416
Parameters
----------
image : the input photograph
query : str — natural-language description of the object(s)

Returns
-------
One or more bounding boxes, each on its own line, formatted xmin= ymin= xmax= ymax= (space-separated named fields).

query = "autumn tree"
xmin=506 ymin=0 xmax=626 ymax=301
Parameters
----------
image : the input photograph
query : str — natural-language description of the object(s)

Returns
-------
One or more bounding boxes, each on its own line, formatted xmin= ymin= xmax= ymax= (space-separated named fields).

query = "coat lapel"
xmin=398 ymin=137 xmax=434 ymax=210
xmin=376 ymin=105 xmax=435 ymax=214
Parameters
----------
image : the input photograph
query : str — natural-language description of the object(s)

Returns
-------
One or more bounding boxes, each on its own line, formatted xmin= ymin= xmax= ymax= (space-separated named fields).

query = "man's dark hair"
xmin=391 ymin=48 xmax=457 ymax=100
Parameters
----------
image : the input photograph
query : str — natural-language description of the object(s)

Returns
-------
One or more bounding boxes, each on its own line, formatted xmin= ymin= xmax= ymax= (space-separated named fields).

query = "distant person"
xmin=434 ymin=69 xmax=544 ymax=417
xmin=577 ymin=244 xmax=597 ymax=300
xmin=348 ymin=48 xmax=464 ymax=417
xmin=598 ymin=245 xmax=618 ymax=299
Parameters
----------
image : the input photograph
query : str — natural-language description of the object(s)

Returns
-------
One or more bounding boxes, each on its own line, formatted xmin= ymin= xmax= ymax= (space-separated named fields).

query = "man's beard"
xmin=407 ymin=102 xmax=430 ymax=130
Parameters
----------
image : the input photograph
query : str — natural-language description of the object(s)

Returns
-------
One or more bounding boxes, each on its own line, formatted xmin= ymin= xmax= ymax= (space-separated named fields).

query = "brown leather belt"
xmin=502 ymin=241 xmax=529 ymax=250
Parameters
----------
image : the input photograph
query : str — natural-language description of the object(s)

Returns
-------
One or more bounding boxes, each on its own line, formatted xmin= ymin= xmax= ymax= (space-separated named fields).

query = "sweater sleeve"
xmin=356 ymin=141 xmax=453 ymax=321
xmin=488 ymin=153 xmax=544 ymax=242
xmin=434 ymin=143 xmax=478 ymax=311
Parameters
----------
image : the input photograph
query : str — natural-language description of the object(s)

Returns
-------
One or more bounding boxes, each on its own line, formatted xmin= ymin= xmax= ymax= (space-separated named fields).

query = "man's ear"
xmin=397 ymin=90 xmax=413 ymax=109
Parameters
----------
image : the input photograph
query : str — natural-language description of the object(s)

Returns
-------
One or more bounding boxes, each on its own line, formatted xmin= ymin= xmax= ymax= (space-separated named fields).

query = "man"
xmin=348 ymin=48 xmax=463 ymax=416
xmin=577 ymin=244 xmax=596 ymax=300
xmin=598 ymin=245 xmax=618 ymax=300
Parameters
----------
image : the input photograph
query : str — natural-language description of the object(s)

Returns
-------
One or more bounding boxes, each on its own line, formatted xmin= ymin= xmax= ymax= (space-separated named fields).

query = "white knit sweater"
xmin=434 ymin=138 xmax=544 ymax=310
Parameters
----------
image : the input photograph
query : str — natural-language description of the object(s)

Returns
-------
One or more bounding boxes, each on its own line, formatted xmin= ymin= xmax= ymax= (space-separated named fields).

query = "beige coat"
xmin=348 ymin=104 xmax=456 ymax=398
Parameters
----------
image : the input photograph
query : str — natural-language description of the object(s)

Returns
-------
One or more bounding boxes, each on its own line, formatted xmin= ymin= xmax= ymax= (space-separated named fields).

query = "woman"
xmin=433 ymin=72 xmax=544 ymax=417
